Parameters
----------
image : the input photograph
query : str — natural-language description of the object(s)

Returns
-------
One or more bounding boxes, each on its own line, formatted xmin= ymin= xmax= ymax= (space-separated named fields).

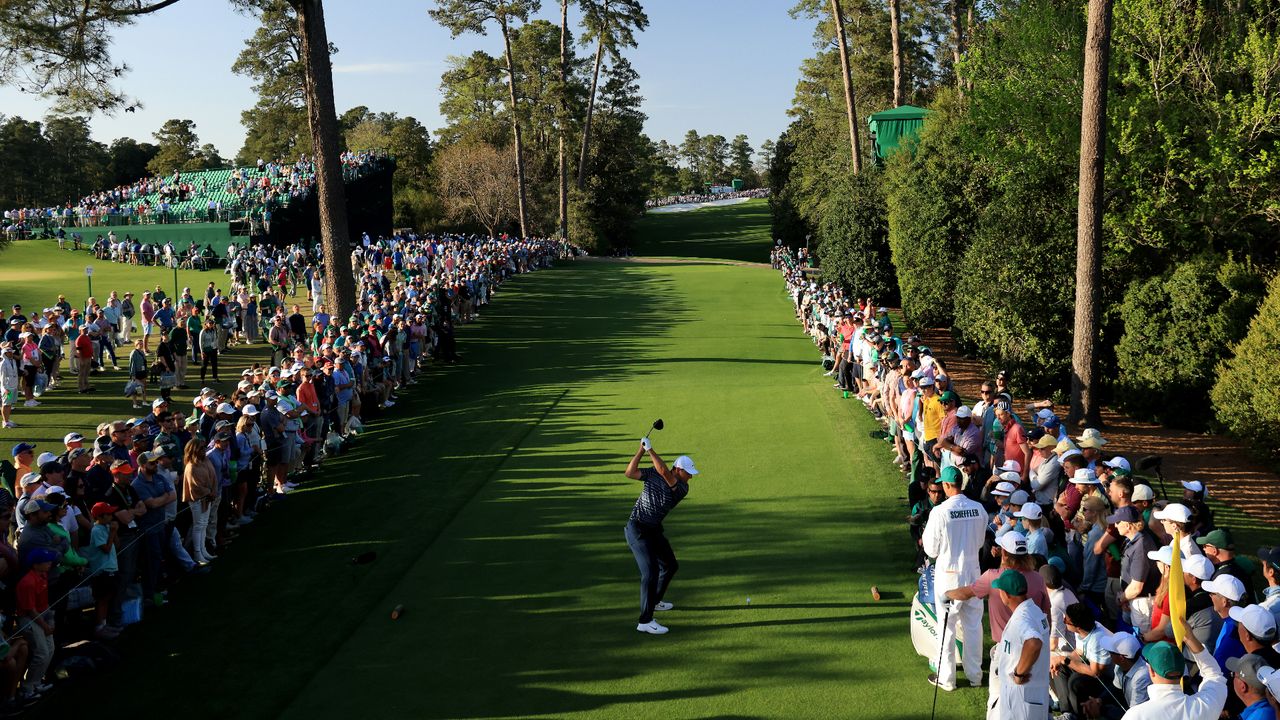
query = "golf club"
xmin=644 ymin=418 xmax=664 ymax=440
xmin=929 ymin=602 xmax=952 ymax=720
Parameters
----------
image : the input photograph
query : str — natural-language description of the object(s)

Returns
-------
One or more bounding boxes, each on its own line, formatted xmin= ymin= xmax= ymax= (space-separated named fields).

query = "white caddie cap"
xmin=1131 ymin=484 xmax=1155 ymax=502
xmin=997 ymin=532 xmax=1028 ymax=555
xmin=1104 ymin=456 xmax=1131 ymax=472
xmin=1182 ymin=555 xmax=1215 ymax=581
xmin=36 ymin=452 xmax=57 ymax=467
xmin=1202 ymin=575 xmax=1246 ymax=602
xmin=1015 ymin=504 xmax=1043 ymax=520
xmin=956 ymin=406 xmax=973 ymax=419
xmin=673 ymin=456 xmax=698 ymax=476
xmin=1152 ymin=503 xmax=1192 ymax=523
xmin=241 ymin=405 xmax=259 ymax=416
xmin=1230 ymin=604 xmax=1278 ymax=640
xmin=997 ymin=460 xmax=1022 ymax=474
xmin=992 ymin=481 xmax=1016 ymax=497
xmin=999 ymin=471 xmax=1022 ymax=484
xmin=1181 ymin=480 xmax=1205 ymax=494
xmin=1147 ymin=544 xmax=1176 ymax=566
xmin=1100 ymin=632 xmax=1142 ymax=659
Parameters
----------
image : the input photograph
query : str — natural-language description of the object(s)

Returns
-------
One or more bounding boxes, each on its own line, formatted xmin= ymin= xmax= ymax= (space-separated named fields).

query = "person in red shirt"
xmin=16 ymin=547 xmax=58 ymax=699
xmin=75 ymin=330 xmax=94 ymax=393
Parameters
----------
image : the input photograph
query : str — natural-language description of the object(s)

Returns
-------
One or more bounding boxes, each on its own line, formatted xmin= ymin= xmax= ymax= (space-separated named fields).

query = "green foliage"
xmin=1212 ymin=270 xmax=1280 ymax=461
xmin=1115 ymin=254 xmax=1266 ymax=429
xmin=884 ymin=89 xmax=982 ymax=329
xmin=147 ymin=119 xmax=219 ymax=175
xmin=815 ymin=169 xmax=896 ymax=300
xmin=953 ymin=165 xmax=1077 ymax=393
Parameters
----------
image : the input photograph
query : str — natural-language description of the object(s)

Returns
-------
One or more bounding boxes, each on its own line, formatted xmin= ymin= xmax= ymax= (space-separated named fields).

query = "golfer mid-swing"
xmin=624 ymin=437 xmax=698 ymax=635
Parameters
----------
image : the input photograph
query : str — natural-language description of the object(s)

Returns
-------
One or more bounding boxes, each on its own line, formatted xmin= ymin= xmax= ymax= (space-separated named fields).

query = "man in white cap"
xmin=1175 ymin=554 xmax=1224 ymax=661
xmin=923 ymin=465 xmax=989 ymax=691
xmin=1229 ymin=604 xmax=1280 ymax=668
xmin=623 ymin=437 xmax=697 ymax=635
xmin=1079 ymin=632 xmax=1150 ymax=718
xmin=937 ymin=404 xmax=982 ymax=469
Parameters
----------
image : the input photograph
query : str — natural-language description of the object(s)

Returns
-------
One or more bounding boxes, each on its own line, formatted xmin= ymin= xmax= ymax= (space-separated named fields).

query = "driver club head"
xmin=652 ymin=419 xmax=664 ymax=432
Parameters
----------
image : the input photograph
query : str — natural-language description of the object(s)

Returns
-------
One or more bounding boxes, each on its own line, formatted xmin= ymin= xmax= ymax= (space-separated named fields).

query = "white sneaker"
xmin=23 ymin=400 xmax=38 ymax=407
xmin=654 ymin=601 xmax=673 ymax=611
xmin=2 ymin=421 xmax=14 ymax=428
xmin=284 ymin=481 xmax=300 ymax=489
xmin=636 ymin=620 xmax=669 ymax=635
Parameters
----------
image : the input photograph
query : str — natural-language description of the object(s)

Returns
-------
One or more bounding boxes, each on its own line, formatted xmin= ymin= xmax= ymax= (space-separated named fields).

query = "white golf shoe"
xmin=654 ymin=601 xmax=673 ymax=611
xmin=636 ymin=620 xmax=669 ymax=635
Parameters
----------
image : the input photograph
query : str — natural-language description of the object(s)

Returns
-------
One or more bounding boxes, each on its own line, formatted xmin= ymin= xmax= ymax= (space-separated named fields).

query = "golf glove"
xmin=641 ymin=437 xmax=652 ymax=452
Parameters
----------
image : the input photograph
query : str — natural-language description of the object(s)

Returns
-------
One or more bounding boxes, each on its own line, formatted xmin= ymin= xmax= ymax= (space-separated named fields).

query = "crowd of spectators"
xmin=777 ymin=247 xmax=1280 ymax=719
xmin=0 ymin=230 xmax=574 ymax=714
xmin=1 ymin=151 xmax=387 ymax=239
xmin=644 ymin=187 xmax=770 ymax=208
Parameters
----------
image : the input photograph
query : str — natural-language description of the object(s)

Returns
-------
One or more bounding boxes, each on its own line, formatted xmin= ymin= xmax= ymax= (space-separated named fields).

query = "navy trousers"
xmin=625 ymin=519 xmax=678 ymax=623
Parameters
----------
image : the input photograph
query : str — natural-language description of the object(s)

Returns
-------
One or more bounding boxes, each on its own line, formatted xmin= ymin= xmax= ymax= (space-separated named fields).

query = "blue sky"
xmin=0 ymin=0 xmax=818 ymax=161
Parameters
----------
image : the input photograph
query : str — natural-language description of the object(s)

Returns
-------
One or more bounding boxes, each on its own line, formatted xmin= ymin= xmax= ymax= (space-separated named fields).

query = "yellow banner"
xmin=1169 ymin=531 xmax=1186 ymax=648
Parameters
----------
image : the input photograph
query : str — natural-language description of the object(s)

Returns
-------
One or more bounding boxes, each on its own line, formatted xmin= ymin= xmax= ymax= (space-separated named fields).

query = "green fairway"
xmin=58 ymin=255 xmax=981 ymax=720
xmin=0 ymin=240 xmax=277 ymax=448
xmin=633 ymin=198 xmax=774 ymax=262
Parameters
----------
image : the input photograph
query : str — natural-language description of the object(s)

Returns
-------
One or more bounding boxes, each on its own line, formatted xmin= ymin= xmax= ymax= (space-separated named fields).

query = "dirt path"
xmin=918 ymin=325 xmax=1280 ymax=526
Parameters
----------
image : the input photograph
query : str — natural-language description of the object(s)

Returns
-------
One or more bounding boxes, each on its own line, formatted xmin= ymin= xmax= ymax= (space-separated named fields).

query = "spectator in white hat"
xmin=935 ymin=404 xmax=981 ymax=470
xmin=1229 ymin=604 xmax=1280 ymax=668
xmin=1015 ymin=503 xmax=1049 ymax=559
xmin=1152 ymin=502 xmax=1203 ymax=559
xmin=1201 ymin=573 xmax=1247 ymax=672
xmin=1079 ymin=631 xmax=1150 ymax=718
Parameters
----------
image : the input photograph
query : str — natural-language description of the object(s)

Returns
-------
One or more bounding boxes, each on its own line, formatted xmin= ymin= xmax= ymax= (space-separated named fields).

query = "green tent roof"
xmin=868 ymin=105 xmax=930 ymax=161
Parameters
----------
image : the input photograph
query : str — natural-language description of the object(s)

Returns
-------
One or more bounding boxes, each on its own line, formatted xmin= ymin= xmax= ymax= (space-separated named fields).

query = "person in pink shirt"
xmin=139 ymin=292 xmax=156 ymax=353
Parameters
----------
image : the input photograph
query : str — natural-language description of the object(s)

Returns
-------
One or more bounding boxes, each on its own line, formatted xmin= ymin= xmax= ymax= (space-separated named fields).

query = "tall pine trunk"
xmin=576 ymin=38 xmax=605 ymax=189
xmin=949 ymin=0 xmax=964 ymax=90
xmin=293 ymin=0 xmax=355 ymax=320
xmin=830 ymin=0 xmax=862 ymax=173
xmin=1069 ymin=0 xmax=1115 ymax=428
xmin=500 ymin=17 xmax=530 ymax=238
xmin=558 ymin=0 xmax=569 ymax=240
xmin=889 ymin=0 xmax=903 ymax=106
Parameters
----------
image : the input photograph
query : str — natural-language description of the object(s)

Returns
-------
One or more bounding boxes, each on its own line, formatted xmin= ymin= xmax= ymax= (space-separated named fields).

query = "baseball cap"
xmin=1056 ymin=439 xmax=1078 ymax=454
xmin=1015 ymin=504 xmax=1043 ymax=520
xmin=67 ymin=447 xmax=89 ymax=460
xmin=91 ymin=501 xmax=119 ymax=518
xmin=1026 ymin=427 xmax=1046 ymax=442
xmin=1103 ymin=456 xmax=1131 ymax=472
xmin=39 ymin=460 xmax=64 ymax=475
xmin=140 ymin=449 xmax=165 ymax=463
xmin=110 ymin=460 xmax=135 ymax=476
xmin=673 ymin=456 xmax=699 ymax=476
xmin=216 ymin=402 xmax=236 ymax=414
xmin=11 ymin=442 xmax=35 ymax=456
xmin=918 ymin=376 xmax=935 ymax=388
xmin=1099 ymin=631 xmax=1142 ymax=659
xmin=992 ymin=481 xmax=1016 ymax=497
xmin=997 ymin=461 xmax=1022 ymax=474
xmin=152 ymin=398 xmax=168 ymax=408
xmin=938 ymin=466 xmax=961 ymax=485
xmin=955 ymin=406 xmax=972 ymax=419
xmin=1033 ymin=434 xmax=1057 ymax=449
xmin=242 ymin=405 xmax=259 ymax=416
xmin=1181 ymin=480 xmax=1205 ymax=494
xmin=63 ymin=432 xmax=84 ymax=444
xmin=997 ymin=532 xmax=1028 ymax=555
xmin=1147 ymin=545 xmax=1176 ymax=566
xmin=1036 ymin=408 xmax=1056 ymax=422
xmin=1197 ymin=528 xmax=1234 ymax=550
xmin=991 ymin=568 xmax=1028 ymax=595
xmin=1043 ymin=416 xmax=1062 ymax=430
xmin=19 ymin=472 xmax=43 ymax=487
xmin=1142 ymin=642 xmax=1185 ymax=679
xmin=1202 ymin=575 xmax=1246 ymax=602
xmin=998 ymin=470 xmax=1022 ymax=484
xmin=1131 ymin=484 xmax=1155 ymax=501
xmin=1259 ymin=666 xmax=1280 ymax=695
xmin=1258 ymin=546 xmax=1280 ymax=571
xmin=1107 ymin=506 xmax=1142 ymax=524
xmin=24 ymin=547 xmax=60 ymax=565
xmin=35 ymin=452 xmax=57 ymax=467
xmin=938 ymin=390 xmax=959 ymax=405
xmin=1227 ymin=654 xmax=1269 ymax=691
xmin=1152 ymin=503 xmax=1192 ymax=523
xmin=21 ymin=498 xmax=56 ymax=515
xmin=1182 ymin=554 xmax=1215 ymax=581
xmin=1009 ymin=490 xmax=1030 ymax=506
xmin=1070 ymin=469 xmax=1099 ymax=485
xmin=1230 ymin=605 xmax=1278 ymax=640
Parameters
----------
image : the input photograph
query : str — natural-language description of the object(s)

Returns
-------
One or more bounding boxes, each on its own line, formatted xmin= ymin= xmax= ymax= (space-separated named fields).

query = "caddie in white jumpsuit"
xmin=993 ymin=569 xmax=1050 ymax=720
xmin=923 ymin=465 xmax=989 ymax=690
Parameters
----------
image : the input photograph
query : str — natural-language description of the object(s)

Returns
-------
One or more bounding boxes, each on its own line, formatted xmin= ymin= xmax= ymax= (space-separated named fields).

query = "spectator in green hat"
xmin=1127 ymin=617 xmax=1227 ymax=719
xmin=1197 ymin=528 xmax=1256 ymax=602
